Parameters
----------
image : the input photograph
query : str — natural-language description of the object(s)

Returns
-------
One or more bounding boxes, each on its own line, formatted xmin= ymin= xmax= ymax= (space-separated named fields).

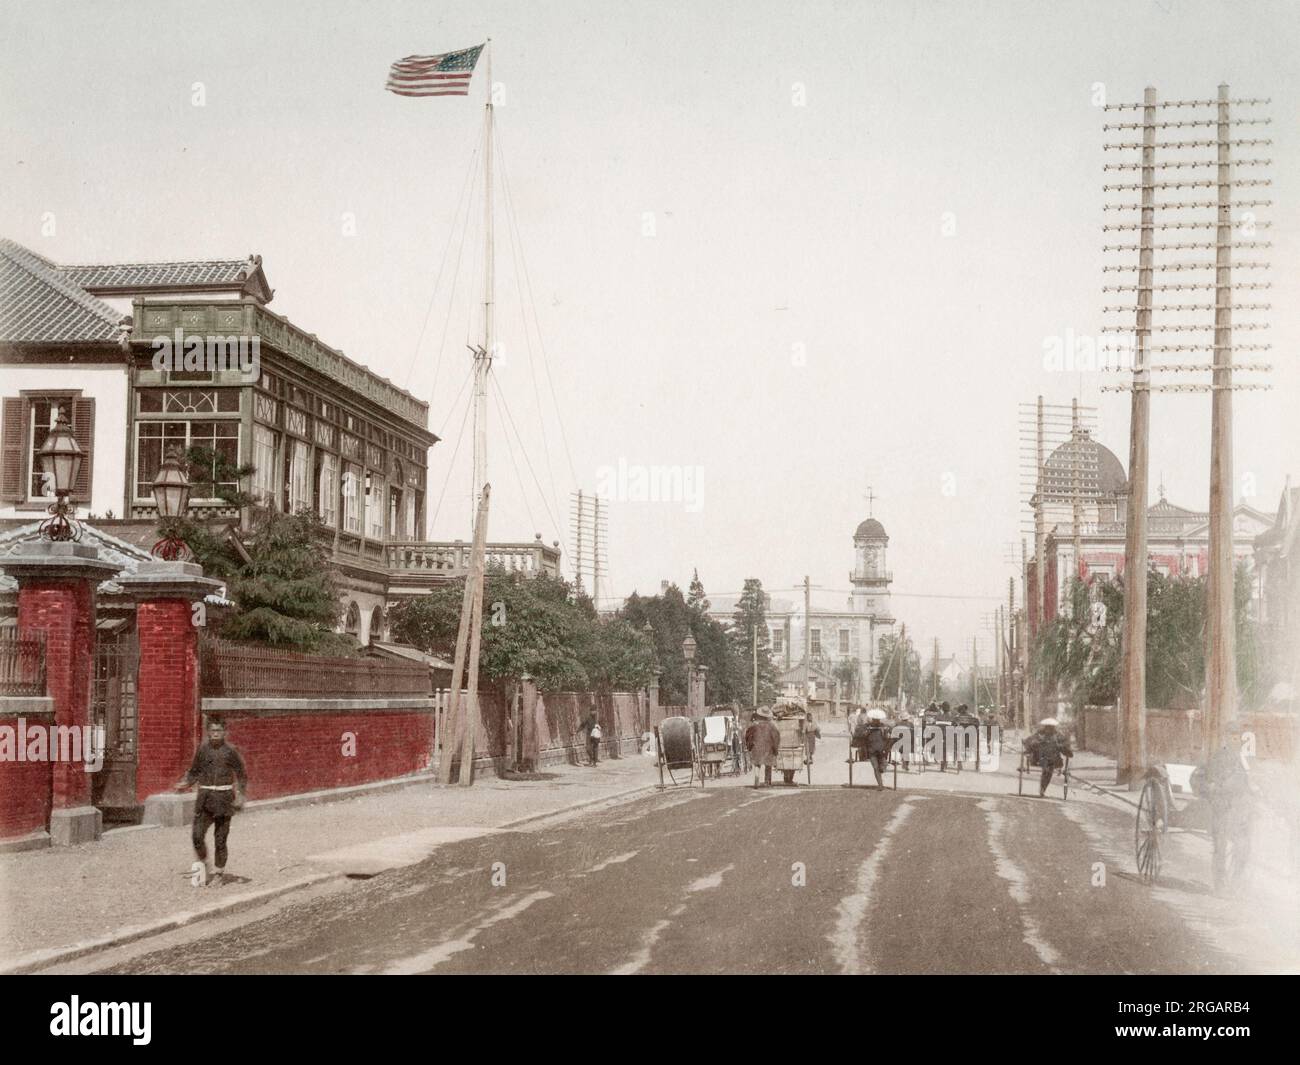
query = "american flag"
xmin=385 ymin=45 xmax=484 ymax=97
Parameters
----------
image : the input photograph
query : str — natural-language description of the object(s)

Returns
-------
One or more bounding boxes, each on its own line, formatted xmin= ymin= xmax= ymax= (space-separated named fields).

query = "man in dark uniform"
xmin=175 ymin=718 xmax=247 ymax=886
xmin=1198 ymin=721 xmax=1255 ymax=894
xmin=853 ymin=709 xmax=891 ymax=789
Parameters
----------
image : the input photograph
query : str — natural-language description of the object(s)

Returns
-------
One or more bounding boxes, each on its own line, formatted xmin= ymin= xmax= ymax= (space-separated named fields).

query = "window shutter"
xmin=1 ymin=397 xmax=25 ymax=501
xmin=71 ymin=397 xmax=95 ymax=503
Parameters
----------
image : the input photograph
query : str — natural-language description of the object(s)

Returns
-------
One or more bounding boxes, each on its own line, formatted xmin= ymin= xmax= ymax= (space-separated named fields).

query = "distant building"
xmin=1030 ymin=430 xmax=1270 ymax=633
xmin=1253 ymin=479 xmax=1300 ymax=705
xmin=708 ymin=513 xmax=896 ymax=701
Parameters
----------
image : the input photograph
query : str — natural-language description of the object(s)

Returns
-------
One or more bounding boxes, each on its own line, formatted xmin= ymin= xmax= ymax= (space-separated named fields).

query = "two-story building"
xmin=0 ymin=237 xmax=560 ymax=644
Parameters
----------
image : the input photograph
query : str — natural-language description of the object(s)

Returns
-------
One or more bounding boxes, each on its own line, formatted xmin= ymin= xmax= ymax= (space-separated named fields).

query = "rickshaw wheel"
xmin=1136 ymin=777 xmax=1166 ymax=884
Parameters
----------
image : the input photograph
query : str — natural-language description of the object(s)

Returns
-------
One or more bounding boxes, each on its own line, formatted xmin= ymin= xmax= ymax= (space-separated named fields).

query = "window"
xmin=811 ymin=629 xmax=822 ymax=656
xmin=404 ymin=491 xmax=416 ymax=541
xmin=2 ymin=394 xmax=94 ymax=505
xmin=252 ymin=425 xmax=279 ymax=505
xmin=388 ymin=486 xmax=403 ymax=539
xmin=839 ymin=629 xmax=850 ymax=655
xmin=342 ymin=463 xmax=362 ymax=533
xmin=138 ymin=389 xmax=239 ymax=414
xmin=366 ymin=472 xmax=385 ymax=538
xmin=136 ymin=420 xmax=240 ymax=501
xmin=771 ymin=628 xmax=783 ymax=654
xmin=26 ymin=396 xmax=74 ymax=499
xmin=285 ymin=440 xmax=311 ymax=513
xmin=317 ymin=452 xmax=338 ymax=527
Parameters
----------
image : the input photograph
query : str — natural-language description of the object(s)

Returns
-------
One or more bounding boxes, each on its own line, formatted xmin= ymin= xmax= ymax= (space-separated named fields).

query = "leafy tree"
xmin=832 ymin=656 xmax=861 ymax=703
xmin=1032 ymin=564 xmax=1260 ymax=712
xmin=619 ymin=582 xmax=744 ymax=705
xmin=873 ymin=631 xmax=925 ymax=704
xmin=390 ymin=570 xmax=655 ymax=694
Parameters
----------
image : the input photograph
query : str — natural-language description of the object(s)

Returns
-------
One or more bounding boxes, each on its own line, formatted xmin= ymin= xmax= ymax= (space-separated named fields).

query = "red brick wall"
xmin=135 ymin=599 xmax=201 ymax=803
xmin=217 ymin=710 xmax=434 ymax=799
xmin=17 ymin=581 xmax=96 ymax=810
xmin=0 ymin=714 xmax=53 ymax=838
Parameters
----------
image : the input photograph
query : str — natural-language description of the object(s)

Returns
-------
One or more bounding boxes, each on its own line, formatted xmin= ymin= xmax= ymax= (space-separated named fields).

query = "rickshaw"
xmin=654 ymin=715 xmax=704 ymax=788
xmin=698 ymin=711 xmax=739 ymax=778
xmin=845 ymin=710 xmax=900 ymax=790
xmin=1135 ymin=759 xmax=1255 ymax=892
xmin=1017 ymin=721 xmax=1071 ymax=799
xmin=772 ymin=702 xmax=812 ymax=785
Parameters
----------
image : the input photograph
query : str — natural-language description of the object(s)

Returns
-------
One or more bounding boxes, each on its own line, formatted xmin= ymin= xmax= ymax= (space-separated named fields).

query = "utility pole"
xmin=896 ymin=622 xmax=907 ymax=715
xmin=1008 ymin=576 xmax=1018 ymax=729
xmin=1102 ymin=85 xmax=1272 ymax=762
xmin=971 ymin=637 xmax=978 ymax=709
xmin=804 ymin=575 xmax=812 ymax=698
xmin=1116 ymin=86 xmax=1155 ymax=787
xmin=1205 ymin=83 xmax=1238 ymax=755
xmin=932 ymin=638 xmax=939 ymax=703
xmin=440 ymin=484 xmax=491 ymax=785
xmin=994 ymin=607 xmax=1003 ymax=721
xmin=471 ymin=41 xmax=494 ymax=520
xmin=752 ymin=620 xmax=759 ymax=707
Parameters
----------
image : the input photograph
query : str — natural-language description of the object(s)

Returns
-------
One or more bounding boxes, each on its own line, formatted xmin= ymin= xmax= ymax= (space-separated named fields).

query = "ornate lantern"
xmin=150 ymin=449 xmax=193 ymax=560
xmin=36 ymin=413 xmax=83 ymax=542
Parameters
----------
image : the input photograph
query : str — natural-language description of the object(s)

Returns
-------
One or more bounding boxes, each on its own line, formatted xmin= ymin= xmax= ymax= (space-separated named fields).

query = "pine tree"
xmin=730 ymin=577 xmax=776 ymax=705
xmin=219 ymin=508 xmax=352 ymax=652
xmin=687 ymin=568 xmax=710 ymax=613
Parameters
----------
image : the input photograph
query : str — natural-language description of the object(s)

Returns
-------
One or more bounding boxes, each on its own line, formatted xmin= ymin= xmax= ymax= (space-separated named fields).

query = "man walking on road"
xmin=580 ymin=709 xmax=602 ymax=766
xmin=175 ymin=718 xmax=247 ymax=887
xmin=745 ymin=707 xmax=781 ymax=787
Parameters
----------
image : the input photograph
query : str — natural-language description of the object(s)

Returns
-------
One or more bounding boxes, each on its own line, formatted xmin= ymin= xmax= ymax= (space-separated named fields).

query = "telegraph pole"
xmin=803 ymin=575 xmax=812 ymax=698
xmin=1101 ymin=84 xmax=1271 ymax=777
xmin=1205 ymin=83 xmax=1238 ymax=754
xmin=1116 ymin=86 xmax=1155 ymax=787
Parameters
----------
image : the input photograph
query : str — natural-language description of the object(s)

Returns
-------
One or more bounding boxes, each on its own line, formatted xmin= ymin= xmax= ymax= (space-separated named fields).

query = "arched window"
xmin=370 ymin=606 xmax=385 ymax=644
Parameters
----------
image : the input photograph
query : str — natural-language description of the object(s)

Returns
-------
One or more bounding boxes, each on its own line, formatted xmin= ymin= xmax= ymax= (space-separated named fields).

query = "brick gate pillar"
xmin=1 ymin=542 xmax=120 ymax=845
xmin=118 ymin=561 xmax=221 ymax=826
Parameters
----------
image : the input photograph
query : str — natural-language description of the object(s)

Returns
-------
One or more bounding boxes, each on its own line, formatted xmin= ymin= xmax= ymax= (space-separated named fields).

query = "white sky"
xmin=2 ymin=0 xmax=1298 ymax=662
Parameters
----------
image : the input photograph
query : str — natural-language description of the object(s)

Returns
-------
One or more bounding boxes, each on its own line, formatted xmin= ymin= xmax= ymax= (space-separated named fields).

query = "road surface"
xmin=81 ymin=733 xmax=1296 ymax=975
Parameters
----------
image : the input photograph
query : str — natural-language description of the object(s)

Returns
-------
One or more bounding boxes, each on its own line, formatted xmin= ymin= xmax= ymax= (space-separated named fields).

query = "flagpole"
xmin=473 ymin=38 xmax=493 ymax=519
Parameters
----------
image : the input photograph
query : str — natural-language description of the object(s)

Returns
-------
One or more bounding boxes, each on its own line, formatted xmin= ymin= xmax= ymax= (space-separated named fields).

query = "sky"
xmin=2 ymin=0 xmax=1298 ymax=664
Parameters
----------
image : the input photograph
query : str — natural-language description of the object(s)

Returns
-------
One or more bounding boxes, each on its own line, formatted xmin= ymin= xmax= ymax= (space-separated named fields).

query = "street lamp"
xmin=682 ymin=634 xmax=699 ymax=712
xmin=37 ymin=413 xmax=83 ymax=542
xmin=151 ymin=448 xmax=193 ymax=560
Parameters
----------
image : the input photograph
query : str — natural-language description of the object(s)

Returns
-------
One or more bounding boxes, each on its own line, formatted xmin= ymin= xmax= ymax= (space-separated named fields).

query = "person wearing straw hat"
xmin=1028 ymin=717 xmax=1072 ymax=797
xmin=744 ymin=706 xmax=781 ymax=787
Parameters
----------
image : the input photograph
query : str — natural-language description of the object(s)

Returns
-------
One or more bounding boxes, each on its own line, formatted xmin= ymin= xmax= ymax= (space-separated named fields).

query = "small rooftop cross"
xmin=863 ymin=485 xmax=877 ymax=517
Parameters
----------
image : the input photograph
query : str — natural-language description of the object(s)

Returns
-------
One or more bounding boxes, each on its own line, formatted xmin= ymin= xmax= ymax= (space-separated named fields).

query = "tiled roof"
xmin=0 ymin=521 xmax=231 ymax=604
xmin=0 ymin=238 xmax=125 ymax=343
xmin=63 ymin=260 xmax=250 ymax=289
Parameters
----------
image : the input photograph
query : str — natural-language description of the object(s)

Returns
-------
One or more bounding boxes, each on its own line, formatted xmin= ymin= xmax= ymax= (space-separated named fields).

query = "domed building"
xmin=743 ymin=512 xmax=897 ymax=704
xmin=1033 ymin=430 xmax=1272 ymax=629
